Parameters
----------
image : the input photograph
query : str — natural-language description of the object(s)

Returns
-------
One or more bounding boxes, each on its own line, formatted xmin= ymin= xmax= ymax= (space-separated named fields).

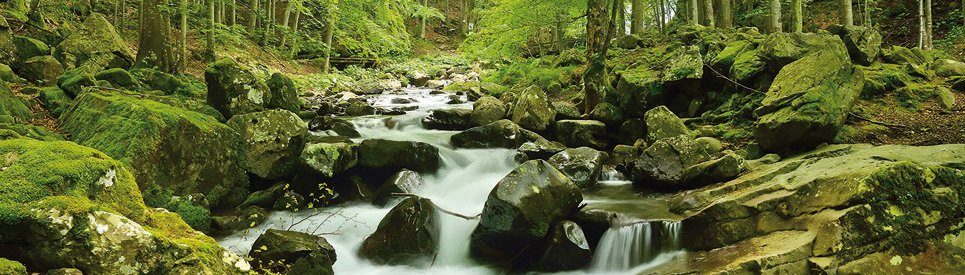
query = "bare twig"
xmin=703 ymin=62 xmax=767 ymax=95
xmin=392 ymin=193 xmax=482 ymax=220
xmin=849 ymin=112 xmax=907 ymax=128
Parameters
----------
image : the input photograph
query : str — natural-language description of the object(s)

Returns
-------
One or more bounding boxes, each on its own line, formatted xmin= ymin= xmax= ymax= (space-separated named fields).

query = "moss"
xmin=0 ymin=257 xmax=26 ymax=275
xmin=0 ymin=123 xmax=64 ymax=141
xmin=860 ymin=64 xmax=915 ymax=98
xmin=712 ymin=40 xmax=751 ymax=69
xmin=0 ymin=82 xmax=32 ymax=124
xmin=896 ymin=83 xmax=952 ymax=111
xmin=164 ymin=199 xmax=212 ymax=233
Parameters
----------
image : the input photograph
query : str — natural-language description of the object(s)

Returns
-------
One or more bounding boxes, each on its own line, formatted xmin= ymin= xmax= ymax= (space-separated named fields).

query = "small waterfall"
xmin=589 ymin=220 xmax=682 ymax=272
xmin=598 ymin=168 xmax=631 ymax=186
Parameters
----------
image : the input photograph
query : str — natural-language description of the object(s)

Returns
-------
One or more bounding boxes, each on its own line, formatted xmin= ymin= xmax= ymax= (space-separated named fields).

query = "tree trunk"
xmin=249 ymin=0 xmax=259 ymax=31
xmin=180 ymin=0 xmax=188 ymax=71
xmin=687 ymin=0 xmax=698 ymax=25
xmin=839 ymin=0 xmax=853 ymax=26
xmin=138 ymin=0 xmax=177 ymax=72
xmin=231 ymin=0 xmax=236 ymax=25
xmin=631 ymin=0 xmax=643 ymax=34
xmin=420 ymin=0 xmax=428 ymax=38
xmin=207 ymin=0 xmax=215 ymax=58
xmin=659 ymin=0 xmax=666 ymax=31
xmin=924 ymin=0 xmax=932 ymax=49
xmin=279 ymin=0 xmax=292 ymax=47
xmin=703 ymin=0 xmax=715 ymax=27
xmin=584 ymin=0 xmax=618 ymax=114
xmin=616 ymin=1 xmax=626 ymax=35
xmin=289 ymin=10 xmax=301 ymax=57
xmin=555 ymin=13 xmax=564 ymax=52
xmin=792 ymin=0 xmax=802 ymax=32
xmin=918 ymin=0 xmax=925 ymax=49
xmin=770 ymin=0 xmax=782 ymax=32
xmin=323 ymin=0 xmax=338 ymax=73
xmin=719 ymin=0 xmax=732 ymax=28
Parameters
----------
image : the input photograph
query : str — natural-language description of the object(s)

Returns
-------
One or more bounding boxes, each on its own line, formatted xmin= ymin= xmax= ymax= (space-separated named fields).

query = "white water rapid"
xmin=217 ymin=87 xmax=685 ymax=274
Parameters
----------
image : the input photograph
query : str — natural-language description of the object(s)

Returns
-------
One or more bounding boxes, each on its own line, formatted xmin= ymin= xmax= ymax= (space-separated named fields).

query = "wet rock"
xmin=644 ymin=106 xmax=689 ymax=142
xmin=308 ymin=116 xmax=360 ymax=137
xmin=344 ymin=100 xmax=375 ymax=116
xmin=511 ymin=86 xmax=556 ymax=131
xmin=299 ymin=141 xmax=358 ymax=178
xmin=570 ymin=209 xmax=617 ymax=249
xmin=422 ymin=108 xmax=473 ymax=130
xmin=240 ymin=183 xmax=288 ymax=209
xmin=20 ymin=55 xmax=62 ymax=84
xmin=555 ymin=120 xmax=608 ymax=150
xmin=829 ymin=25 xmax=882 ymax=66
xmin=451 ymin=119 xmax=547 ymax=149
xmin=212 ymin=206 xmax=269 ymax=231
xmin=470 ymin=160 xmax=582 ymax=264
xmin=94 ymin=68 xmax=141 ymax=90
xmin=426 ymin=80 xmax=447 ymax=89
xmin=470 ymin=96 xmax=507 ymax=126
xmin=548 ymin=147 xmax=607 ymax=188
xmin=529 ymin=221 xmax=592 ymax=271
xmin=227 ymin=110 xmax=309 ymax=180
xmin=0 ymin=82 xmax=32 ymax=123
xmin=55 ymin=13 xmax=134 ymax=74
xmin=631 ymin=136 xmax=742 ymax=189
xmin=518 ymin=139 xmax=566 ymax=160
xmin=359 ymin=197 xmax=437 ymax=266
xmin=250 ymin=229 xmax=336 ymax=274
xmin=266 ymin=73 xmax=302 ymax=112
xmin=754 ymin=50 xmax=863 ymax=152
xmin=447 ymin=94 xmax=465 ymax=104
xmin=60 ymin=89 xmax=249 ymax=208
xmin=359 ymin=139 xmax=440 ymax=172
xmin=373 ymin=169 xmax=425 ymax=206
xmin=205 ymin=58 xmax=270 ymax=118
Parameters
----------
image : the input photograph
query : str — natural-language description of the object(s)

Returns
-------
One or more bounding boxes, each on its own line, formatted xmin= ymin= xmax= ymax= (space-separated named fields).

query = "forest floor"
xmin=849 ymin=93 xmax=965 ymax=145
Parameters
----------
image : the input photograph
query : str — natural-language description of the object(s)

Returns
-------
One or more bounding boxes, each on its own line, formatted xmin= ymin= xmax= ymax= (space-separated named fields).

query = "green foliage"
xmin=485 ymin=57 xmax=577 ymax=89
xmin=461 ymin=0 xmax=585 ymax=59
xmin=164 ymin=199 xmax=212 ymax=233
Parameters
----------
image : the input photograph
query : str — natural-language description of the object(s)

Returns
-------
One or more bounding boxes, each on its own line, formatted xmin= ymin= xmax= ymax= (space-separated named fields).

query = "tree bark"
xmin=688 ymin=0 xmax=698 ymax=25
xmin=839 ymin=0 xmax=853 ymax=26
xmin=703 ymin=0 xmax=715 ymax=27
xmin=279 ymin=0 xmax=292 ymax=46
xmin=584 ymin=0 xmax=618 ymax=114
xmin=207 ymin=0 xmax=215 ymax=58
xmin=289 ymin=10 xmax=300 ymax=57
xmin=631 ymin=0 xmax=643 ymax=34
xmin=924 ymin=0 xmax=932 ymax=49
xmin=792 ymin=0 xmax=802 ymax=32
xmin=770 ymin=0 xmax=782 ymax=32
xmin=616 ymin=1 xmax=626 ymax=35
xmin=323 ymin=0 xmax=338 ymax=73
xmin=419 ymin=0 xmax=428 ymax=38
xmin=658 ymin=0 xmax=666 ymax=31
xmin=249 ymin=0 xmax=259 ymax=32
xmin=719 ymin=0 xmax=732 ymax=28
xmin=137 ymin=0 xmax=177 ymax=72
xmin=918 ymin=0 xmax=925 ymax=49
xmin=231 ymin=0 xmax=237 ymax=25
xmin=180 ymin=0 xmax=188 ymax=71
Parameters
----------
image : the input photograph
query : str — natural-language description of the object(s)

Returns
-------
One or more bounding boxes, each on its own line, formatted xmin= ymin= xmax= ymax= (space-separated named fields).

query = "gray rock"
xmin=358 ymin=139 xmax=440 ymax=172
xmin=359 ymin=197 xmax=437 ymax=266
xmin=451 ymin=119 xmax=547 ymax=149
xmin=249 ymin=229 xmax=336 ymax=274
xmin=548 ymin=147 xmax=607 ymax=188
xmin=555 ymin=120 xmax=609 ymax=149
xmin=227 ymin=110 xmax=309 ymax=180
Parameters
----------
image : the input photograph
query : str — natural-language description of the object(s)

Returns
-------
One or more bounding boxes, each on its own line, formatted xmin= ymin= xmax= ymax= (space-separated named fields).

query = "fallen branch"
xmin=392 ymin=193 xmax=482 ymax=220
xmin=849 ymin=112 xmax=907 ymax=128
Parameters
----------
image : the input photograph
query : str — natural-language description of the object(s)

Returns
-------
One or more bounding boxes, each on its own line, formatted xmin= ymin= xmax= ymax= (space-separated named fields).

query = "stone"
xmin=0 ymin=123 xmax=64 ymax=141
xmin=451 ymin=119 xmax=547 ymax=149
xmin=13 ymin=35 xmax=49 ymax=61
xmin=470 ymin=96 xmax=507 ymax=126
xmin=548 ymin=147 xmax=607 ymax=188
xmin=359 ymin=197 xmax=437 ymax=266
xmin=344 ymin=100 xmax=375 ymax=116
xmin=44 ymin=268 xmax=83 ymax=275
xmin=266 ymin=73 xmax=302 ymax=112
xmin=555 ymin=120 xmax=608 ymax=149
xmin=712 ymin=40 xmax=751 ymax=70
xmin=934 ymin=59 xmax=965 ymax=78
xmin=19 ymin=55 xmax=62 ymax=84
xmin=205 ymin=58 xmax=270 ymax=118
xmin=518 ymin=139 xmax=566 ymax=160
xmin=130 ymin=68 xmax=182 ymax=94
xmin=589 ymin=102 xmax=623 ymax=127
xmin=60 ymin=89 xmax=249 ymax=208
xmin=470 ymin=160 xmax=582 ymax=263
xmin=95 ymin=68 xmax=141 ymax=90
xmin=0 ymin=82 xmax=32 ymax=124
xmin=829 ymin=25 xmax=882 ymax=66
xmin=754 ymin=50 xmax=863 ymax=152
xmin=731 ymin=46 xmax=767 ymax=82
xmin=56 ymin=69 xmax=96 ymax=98
xmin=308 ymin=116 xmax=360 ymax=137
xmin=0 ymin=258 xmax=26 ymax=275
xmin=617 ymin=118 xmax=646 ymax=145
xmin=758 ymin=32 xmax=849 ymax=70
xmin=614 ymin=34 xmax=642 ymax=49
xmin=358 ymin=139 xmax=440 ymax=172
xmin=860 ymin=64 xmax=914 ymax=97
xmin=227 ymin=110 xmax=309 ymax=180
xmin=511 ymin=86 xmax=556 ymax=131
xmin=644 ymin=106 xmax=689 ymax=142
xmin=249 ymin=229 xmax=336 ymax=273
xmin=553 ymin=101 xmax=582 ymax=120
xmin=240 ymin=183 xmax=287 ymax=209
xmin=529 ymin=221 xmax=592 ymax=271
xmin=212 ymin=206 xmax=269 ymax=231
xmin=55 ymin=13 xmax=133 ymax=74
xmin=0 ymin=63 xmax=24 ymax=83
xmin=631 ymin=136 xmax=738 ymax=189
xmin=426 ymin=80 xmax=446 ymax=89
xmin=373 ymin=169 xmax=425 ymax=206
xmin=422 ymin=108 xmax=473 ymax=130
xmin=299 ymin=141 xmax=358 ymax=178
xmin=882 ymin=45 xmax=928 ymax=66
xmin=662 ymin=45 xmax=704 ymax=84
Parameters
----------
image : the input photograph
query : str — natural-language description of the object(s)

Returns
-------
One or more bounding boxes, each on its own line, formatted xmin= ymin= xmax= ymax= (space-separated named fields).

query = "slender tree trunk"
xmin=688 ymin=0 xmax=698 ymax=25
xmin=555 ymin=13 xmax=564 ymax=52
xmin=659 ymin=0 xmax=666 ymax=31
xmin=720 ymin=0 xmax=732 ymax=28
xmin=918 ymin=0 xmax=925 ymax=49
xmin=249 ymin=0 xmax=259 ymax=31
xmin=631 ymin=0 xmax=643 ymax=34
xmin=420 ymin=0 xmax=428 ymax=38
xmin=231 ymin=0 xmax=236 ymax=25
xmin=924 ymin=0 xmax=932 ymax=49
xmin=263 ymin=0 xmax=271 ymax=44
xmin=792 ymin=0 xmax=803 ymax=32
xmin=290 ymin=10 xmax=301 ymax=57
xmin=279 ymin=0 xmax=292 ymax=47
xmin=138 ymin=0 xmax=177 ymax=72
xmin=616 ymin=1 xmax=626 ymax=35
xmin=839 ymin=0 xmax=853 ymax=26
xmin=703 ymin=0 xmax=715 ymax=27
xmin=207 ymin=0 xmax=215 ymax=58
xmin=770 ymin=0 xmax=782 ymax=32
xmin=323 ymin=0 xmax=338 ymax=73
xmin=180 ymin=0 xmax=188 ymax=71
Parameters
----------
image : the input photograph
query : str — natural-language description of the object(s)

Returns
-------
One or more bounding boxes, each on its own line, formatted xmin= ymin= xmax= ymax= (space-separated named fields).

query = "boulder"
xmin=0 ymin=63 xmax=24 ymax=83
xmin=0 ymin=123 xmax=64 ymax=141
xmin=934 ymin=59 xmax=965 ymax=78
xmin=712 ymin=40 xmax=751 ymax=70
xmin=470 ymin=96 xmax=506 ymax=126
xmin=249 ymin=229 xmax=336 ymax=274
xmin=754 ymin=50 xmax=863 ymax=152
xmin=553 ymin=101 xmax=582 ymax=120
xmin=308 ymin=116 xmax=360 ymax=137
xmin=882 ymin=45 xmax=928 ymax=66
xmin=829 ymin=25 xmax=882 ymax=66
xmin=615 ymin=65 xmax=662 ymax=119
xmin=614 ymin=34 xmax=642 ymax=49
xmin=451 ymin=119 xmax=547 ymax=149
xmin=631 ymin=136 xmax=743 ymax=189
xmin=205 ymin=58 xmax=270 ymax=118
xmin=212 ymin=206 xmax=268 ymax=231
xmin=0 ymin=258 xmax=26 ymax=275
xmin=518 ymin=139 xmax=566 ymax=160
xmin=555 ymin=120 xmax=608 ymax=150
xmin=470 ymin=160 xmax=582 ymax=263
xmin=55 ymin=13 xmax=133 ymax=74
xmin=617 ymin=118 xmax=646 ymax=145
xmin=548 ymin=147 xmax=607 ymax=188
xmin=45 ymin=268 xmax=83 ymax=275
xmin=56 ymin=69 xmax=96 ymax=98
xmin=589 ymin=102 xmax=623 ymax=127
xmin=359 ymin=197 xmax=437 ymax=265
xmin=19 ymin=55 xmax=62 ymax=84
xmin=860 ymin=64 xmax=914 ymax=97
xmin=0 ymin=82 xmax=32 ymax=123
xmin=758 ymin=32 xmax=849 ymax=70
xmin=60 ymin=89 xmax=249 ymax=208
xmin=13 ymin=35 xmax=49 ymax=61
xmin=344 ymin=100 xmax=375 ymax=116
xmin=529 ymin=221 xmax=592 ymax=271
xmin=730 ymin=46 xmax=767 ymax=82
xmin=0 ymin=18 xmax=14 ymax=65
xmin=240 ymin=183 xmax=288 ymax=209
xmin=358 ymin=139 xmax=439 ymax=172
xmin=266 ymin=73 xmax=301 ymax=112
xmin=644 ymin=106 xmax=690 ymax=142
xmin=130 ymin=68 xmax=182 ymax=94
xmin=0 ymin=139 xmax=250 ymax=274
xmin=299 ymin=141 xmax=358 ymax=178
xmin=661 ymin=45 xmax=704 ymax=84
xmin=510 ymin=86 xmax=556 ymax=131
xmin=95 ymin=68 xmax=142 ymax=91
xmin=422 ymin=108 xmax=473 ymax=130
xmin=373 ymin=169 xmax=425 ymax=206
xmin=227 ymin=110 xmax=308 ymax=179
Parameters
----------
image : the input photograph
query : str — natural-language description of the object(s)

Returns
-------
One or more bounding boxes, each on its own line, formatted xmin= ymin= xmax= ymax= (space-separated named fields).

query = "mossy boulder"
xmin=712 ymin=40 xmax=751 ymax=70
xmin=358 ymin=139 xmax=439 ymax=172
xmin=422 ymin=108 xmax=473 ymax=130
xmin=882 ymin=45 xmax=929 ymax=66
xmin=451 ymin=119 xmax=547 ymax=149
xmin=829 ymin=25 xmax=882 ymax=66
xmin=131 ymin=68 xmax=183 ymax=94
xmin=19 ymin=55 xmax=63 ymax=84
xmin=39 ymin=86 xmax=71 ymax=118
xmin=758 ymin=32 xmax=849 ymax=71
xmin=470 ymin=160 xmax=582 ymax=264
xmin=644 ymin=105 xmax=690 ymax=143
xmin=0 ymin=63 xmax=23 ymax=83
xmin=615 ymin=66 xmax=663 ymax=119
xmin=299 ymin=141 xmax=358 ymax=178
xmin=0 ymin=123 xmax=64 ymax=141
xmin=359 ymin=197 xmax=437 ymax=266
xmin=631 ymin=136 xmax=743 ymax=189
xmin=528 ymin=220 xmax=592 ymax=272
xmin=0 ymin=258 xmax=26 ymax=275
xmin=266 ymin=73 xmax=301 ymax=112
xmin=511 ymin=86 xmax=556 ymax=132
xmin=662 ymin=45 xmax=704 ymax=84
xmin=518 ymin=139 xmax=566 ymax=160
xmin=307 ymin=116 xmax=360 ymax=137
xmin=547 ymin=147 xmax=607 ymax=188
xmin=13 ymin=35 xmax=49 ymax=62
xmin=860 ymin=64 xmax=914 ymax=97
xmin=470 ymin=96 xmax=507 ymax=126
xmin=0 ymin=82 xmax=32 ymax=123
xmin=0 ymin=18 xmax=15 ymax=65
xmin=0 ymin=139 xmax=250 ymax=274
xmin=754 ymin=50 xmax=863 ymax=152
xmin=95 ymin=68 xmax=142 ymax=90
xmin=205 ymin=58 xmax=269 ymax=118
xmin=249 ymin=229 xmax=336 ymax=274
xmin=731 ymin=46 xmax=766 ymax=82
xmin=589 ymin=102 xmax=623 ymax=127
xmin=212 ymin=206 xmax=268 ymax=231
xmin=56 ymin=69 xmax=97 ymax=98
xmin=55 ymin=13 xmax=133 ymax=74
xmin=555 ymin=120 xmax=608 ymax=150
xmin=60 ymin=89 xmax=249 ymax=208
xmin=933 ymin=59 xmax=965 ymax=78
xmin=227 ymin=109 xmax=308 ymax=180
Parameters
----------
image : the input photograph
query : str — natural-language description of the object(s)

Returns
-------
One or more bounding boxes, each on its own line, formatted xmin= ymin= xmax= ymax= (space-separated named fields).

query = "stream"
xmin=218 ymin=87 xmax=685 ymax=274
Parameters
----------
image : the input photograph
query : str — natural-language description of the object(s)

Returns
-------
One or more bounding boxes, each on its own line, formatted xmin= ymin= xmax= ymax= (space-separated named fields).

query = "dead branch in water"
xmin=392 ymin=193 xmax=482 ymax=220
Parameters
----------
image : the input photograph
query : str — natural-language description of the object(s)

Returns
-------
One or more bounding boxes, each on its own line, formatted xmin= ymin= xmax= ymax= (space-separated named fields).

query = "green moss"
xmin=0 ymin=257 xmax=26 ymax=275
xmin=0 ymin=82 xmax=32 ymax=124
xmin=896 ymin=83 xmax=952 ymax=111
xmin=164 ymin=199 xmax=212 ymax=233
xmin=0 ymin=123 xmax=65 ymax=141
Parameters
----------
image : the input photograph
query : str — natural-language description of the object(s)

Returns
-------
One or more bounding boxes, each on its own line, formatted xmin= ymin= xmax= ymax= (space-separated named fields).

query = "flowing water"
xmin=218 ymin=87 xmax=684 ymax=274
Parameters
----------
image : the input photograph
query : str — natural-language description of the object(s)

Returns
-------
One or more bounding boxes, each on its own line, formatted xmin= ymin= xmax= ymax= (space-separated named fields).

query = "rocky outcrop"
xmin=54 ymin=13 xmax=134 ymax=74
xmin=470 ymin=160 xmax=582 ymax=264
xmin=451 ymin=119 xmax=547 ymax=149
xmin=266 ymin=73 xmax=302 ymax=112
xmin=757 ymin=32 xmax=849 ymax=71
xmin=19 ymin=55 xmax=63 ymax=84
xmin=631 ymin=136 xmax=745 ymax=189
xmin=510 ymin=86 xmax=556 ymax=132
xmin=470 ymin=96 xmax=506 ymax=126
xmin=547 ymin=147 xmax=607 ymax=188
xmin=359 ymin=197 xmax=437 ymax=266
xmin=528 ymin=221 xmax=592 ymax=271
xmin=358 ymin=139 xmax=439 ymax=172
xmin=829 ymin=25 xmax=882 ymax=66
xmin=555 ymin=120 xmax=608 ymax=149
xmin=60 ymin=89 xmax=249 ymax=208
xmin=299 ymin=141 xmax=358 ymax=178
xmin=205 ymin=58 xmax=270 ymax=118
xmin=249 ymin=229 xmax=336 ymax=274
xmin=227 ymin=110 xmax=308 ymax=180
